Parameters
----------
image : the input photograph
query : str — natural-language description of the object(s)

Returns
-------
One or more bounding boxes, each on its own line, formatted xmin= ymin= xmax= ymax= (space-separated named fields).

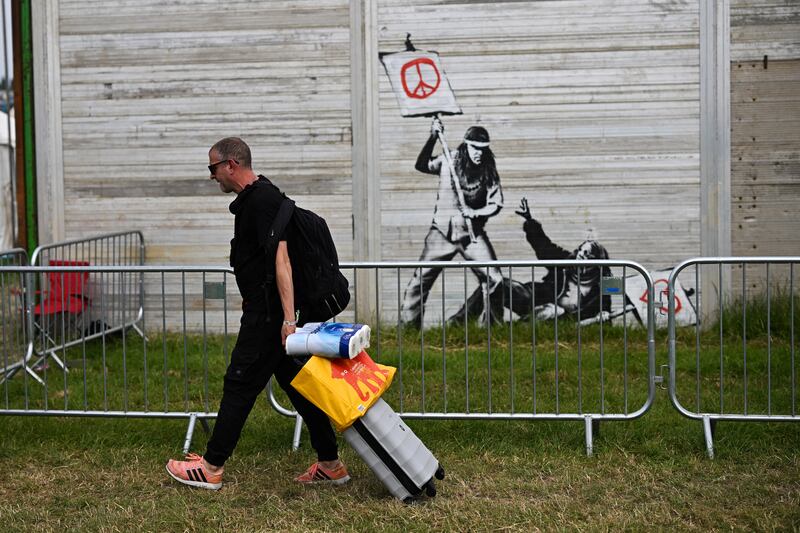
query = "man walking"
xmin=166 ymin=137 xmax=349 ymax=489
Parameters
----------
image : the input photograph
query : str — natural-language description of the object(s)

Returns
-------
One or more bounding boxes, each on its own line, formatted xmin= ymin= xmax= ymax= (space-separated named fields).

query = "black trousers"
xmin=204 ymin=311 xmax=338 ymax=466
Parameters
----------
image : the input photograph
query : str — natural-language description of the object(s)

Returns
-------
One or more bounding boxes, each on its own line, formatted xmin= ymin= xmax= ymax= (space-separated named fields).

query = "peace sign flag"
xmin=380 ymin=50 xmax=462 ymax=117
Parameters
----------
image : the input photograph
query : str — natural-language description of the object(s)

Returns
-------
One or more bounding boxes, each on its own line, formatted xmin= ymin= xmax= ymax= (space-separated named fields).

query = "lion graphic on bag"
xmin=330 ymin=355 xmax=390 ymax=401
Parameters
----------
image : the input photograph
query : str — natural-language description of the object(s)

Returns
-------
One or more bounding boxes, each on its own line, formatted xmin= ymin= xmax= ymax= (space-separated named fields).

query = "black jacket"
xmin=228 ymin=176 xmax=285 ymax=312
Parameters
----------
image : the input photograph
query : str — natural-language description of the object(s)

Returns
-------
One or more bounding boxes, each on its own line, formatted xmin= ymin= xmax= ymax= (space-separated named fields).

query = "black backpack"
xmin=265 ymin=196 xmax=350 ymax=325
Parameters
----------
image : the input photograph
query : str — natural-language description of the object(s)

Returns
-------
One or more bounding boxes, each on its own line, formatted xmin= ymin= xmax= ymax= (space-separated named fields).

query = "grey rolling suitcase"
xmin=343 ymin=398 xmax=445 ymax=503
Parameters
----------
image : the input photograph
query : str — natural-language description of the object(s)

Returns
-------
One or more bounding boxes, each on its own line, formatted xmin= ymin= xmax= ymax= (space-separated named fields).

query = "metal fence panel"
xmin=0 ymin=249 xmax=30 ymax=386
xmin=29 ymin=231 xmax=146 ymax=359
xmin=668 ymin=257 xmax=799 ymax=458
xmin=270 ymin=259 xmax=656 ymax=456
xmin=0 ymin=248 xmax=28 ymax=267
xmin=0 ymin=260 xmax=656 ymax=456
xmin=0 ymin=265 xmax=235 ymax=453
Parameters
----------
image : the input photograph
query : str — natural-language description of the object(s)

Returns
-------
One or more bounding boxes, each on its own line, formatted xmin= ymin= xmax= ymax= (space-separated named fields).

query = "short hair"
xmin=210 ymin=137 xmax=252 ymax=169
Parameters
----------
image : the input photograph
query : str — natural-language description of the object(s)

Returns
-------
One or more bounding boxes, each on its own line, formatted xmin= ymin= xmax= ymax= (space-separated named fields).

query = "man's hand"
xmin=281 ymin=322 xmax=296 ymax=347
xmin=431 ymin=116 xmax=444 ymax=136
xmin=515 ymin=197 xmax=532 ymax=220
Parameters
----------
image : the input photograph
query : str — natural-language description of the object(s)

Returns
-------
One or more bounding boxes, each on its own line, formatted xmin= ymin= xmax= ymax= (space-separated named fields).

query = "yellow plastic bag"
xmin=290 ymin=350 xmax=396 ymax=431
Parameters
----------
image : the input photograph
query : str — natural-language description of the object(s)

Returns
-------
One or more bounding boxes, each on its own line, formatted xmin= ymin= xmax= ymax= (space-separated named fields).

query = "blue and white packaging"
xmin=285 ymin=322 xmax=371 ymax=359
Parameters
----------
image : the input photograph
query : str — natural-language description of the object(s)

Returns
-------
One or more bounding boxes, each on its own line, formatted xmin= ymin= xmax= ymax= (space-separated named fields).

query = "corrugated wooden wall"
xmin=376 ymin=0 xmax=700 ymax=320
xmin=56 ymin=0 xmax=702 ymax=270
xmin=731 ymin=0 xmax=800 ymax=262
xmin=58 ymin=0 xmax=354 ymax=267
xmin=56 ymin=0 xmax=354 ymax=330
xmin=52 ymin=0 xmax=705 ymax=326
xmin=378 ymin=0 xmax=700 ymax=268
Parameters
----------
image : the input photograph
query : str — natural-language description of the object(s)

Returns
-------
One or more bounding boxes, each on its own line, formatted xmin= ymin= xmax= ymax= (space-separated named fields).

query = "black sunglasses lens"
xmin=208 ymin=161 xmax=223 ymax=174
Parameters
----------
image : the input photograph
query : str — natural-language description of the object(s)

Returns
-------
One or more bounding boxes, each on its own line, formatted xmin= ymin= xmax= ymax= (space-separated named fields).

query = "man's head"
xmin=463 ymin=126 xmax=490 ymax=165
xmin=208 ymin=137 xmax=255 ymax=194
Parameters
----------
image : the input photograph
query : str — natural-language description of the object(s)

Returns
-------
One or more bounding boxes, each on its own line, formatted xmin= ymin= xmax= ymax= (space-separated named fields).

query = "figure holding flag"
xmin=380 ymin=38 xmax=504 ymax=325
xmin=400 ymin=117 xmax=505 ymax=326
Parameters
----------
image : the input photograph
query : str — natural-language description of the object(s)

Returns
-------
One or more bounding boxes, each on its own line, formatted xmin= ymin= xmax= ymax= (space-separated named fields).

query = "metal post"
xmin=584 ymin=415 xmax=594 ymax=457
xmin=182 ymin=413 xmax=198 ymax=455
xmin=292 ymin=415 xmax=303 ymax=451
xmin=703 ymin=415 xmax=715 ymax=459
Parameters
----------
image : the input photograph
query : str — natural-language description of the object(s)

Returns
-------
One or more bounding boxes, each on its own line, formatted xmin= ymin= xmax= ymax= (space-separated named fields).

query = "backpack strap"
xmin=264 ymin=196 xmax=296 ymax=280
xmin=263 ymin=197 xmax=296 ymax=318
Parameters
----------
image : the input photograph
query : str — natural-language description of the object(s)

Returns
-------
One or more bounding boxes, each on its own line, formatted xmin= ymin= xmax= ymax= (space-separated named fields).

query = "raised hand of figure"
xmin=430 ymin=116 xmax=444 ymax=137
xmin=515 ymin=197 xmax=532 ymax=220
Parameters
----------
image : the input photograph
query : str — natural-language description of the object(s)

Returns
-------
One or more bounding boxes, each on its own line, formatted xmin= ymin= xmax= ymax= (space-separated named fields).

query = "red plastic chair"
xmin=34 ymin=260 xmax=91 ymax=317
xmin=32 ymin=260 xmax=92 ymax=369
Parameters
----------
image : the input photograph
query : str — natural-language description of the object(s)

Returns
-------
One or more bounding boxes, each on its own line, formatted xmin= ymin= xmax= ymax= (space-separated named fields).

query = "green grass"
xmin=673 ymin=292 xmax=800 ymax=416
xmin=0 ymin=312 xmax=798 ymax=531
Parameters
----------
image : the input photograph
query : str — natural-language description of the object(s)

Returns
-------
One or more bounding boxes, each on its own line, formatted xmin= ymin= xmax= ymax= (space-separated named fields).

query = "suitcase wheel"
xmin=435 ymin=465 xmax=445 ymax=480
xmin=425 ymin=480 xmax=437 ymax=497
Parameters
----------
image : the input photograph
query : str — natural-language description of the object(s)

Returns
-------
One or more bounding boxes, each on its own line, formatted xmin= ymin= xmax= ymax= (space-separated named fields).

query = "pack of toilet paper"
xmin=286 ymin=322 xmax=371 ymax=359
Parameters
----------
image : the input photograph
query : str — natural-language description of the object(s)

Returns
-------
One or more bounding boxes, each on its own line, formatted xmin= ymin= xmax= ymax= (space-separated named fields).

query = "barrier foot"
xmin=0 ymin=359 xmax=25 ymax=374
xmin=131 ymin=323 xmax=149 ymax=343
xmin=0 ymin=363 xmax=45 ymax=386
xmin=292 ymin=415 xmax=304 ymax=451
xmin=0 ymin=360 xmax=25 ymax=384
xmin=703 ymin=416 xmax=716 ymax=459
xmin=1 ymin=345 xmax=45 ymax=386
xmin=584 ymin=416 xmax=595 ymax=457
xmin=47 ymin=351 xmax=69 ymax=372
xmin=24 ymin=365 xmax=45 ymax=385
xmin=182 ymin=413 xmax=198 ymax=455
xmin=30 ymin=350 xmax=68 ymax=374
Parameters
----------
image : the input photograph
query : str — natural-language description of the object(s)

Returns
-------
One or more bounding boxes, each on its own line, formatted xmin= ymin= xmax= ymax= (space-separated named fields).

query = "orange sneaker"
xmin=294 ymin=461 xmax=351 ymax=485
xmin=166 ymin=453 xmax=223 ymax=490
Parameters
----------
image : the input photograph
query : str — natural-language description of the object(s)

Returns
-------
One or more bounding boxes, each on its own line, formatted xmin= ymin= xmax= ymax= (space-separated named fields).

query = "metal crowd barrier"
xmin=269 ymin=259 xmax=656 ymax=456
xmin=0 ymin=249 xmax=30 ymax=382
xmin=3 ymin=257 xmax=796 ymax=458
xmin=0 ymin=265 xmax=235 ymax=453
xmin=0 ymin=260 xmax=655 ymax=456
xmin=0 ymin=248 xmax=28 ymax=266
xmin=28 ymin=231 xmax=146 ymax=370
xmin=668 ymin=257 xmax=799 ymax=458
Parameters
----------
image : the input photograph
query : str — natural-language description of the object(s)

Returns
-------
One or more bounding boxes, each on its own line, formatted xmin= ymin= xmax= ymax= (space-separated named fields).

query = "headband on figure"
xmin=465 ymin=139 xmax=490 ymax=148
xmin=464 ymin=126 xmax=490 ymax=148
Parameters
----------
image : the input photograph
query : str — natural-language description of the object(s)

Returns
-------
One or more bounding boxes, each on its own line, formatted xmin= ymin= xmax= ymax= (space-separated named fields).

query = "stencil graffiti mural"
xmin=380 ymin=35 xmax=461 ymax=117
xmin=623 ymin=269 xmax=697 ymax=329
xmin=381 ymin=36 xmax=694 ymax=328
xmin=382 ymin=37 xmax=505 ymax=326
xmin=399 ymin=117 xmax=504 ymax=326
xmin=450 ymin=198 xmax=613 ymax=324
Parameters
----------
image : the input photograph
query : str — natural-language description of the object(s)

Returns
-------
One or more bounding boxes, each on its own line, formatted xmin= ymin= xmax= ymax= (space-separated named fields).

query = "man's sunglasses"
xmin=208 ymin=159 xmax=232 ymax=175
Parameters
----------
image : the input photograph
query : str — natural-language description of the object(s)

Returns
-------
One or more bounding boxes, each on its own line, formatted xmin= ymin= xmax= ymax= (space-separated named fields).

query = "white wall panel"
xmin=46 ymin=1 xmax=789 ymax=326
xmin=377 ymin=0 xmax=700 ymax=271
xmin=57 ymin=0 xmax=354 ymax=268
